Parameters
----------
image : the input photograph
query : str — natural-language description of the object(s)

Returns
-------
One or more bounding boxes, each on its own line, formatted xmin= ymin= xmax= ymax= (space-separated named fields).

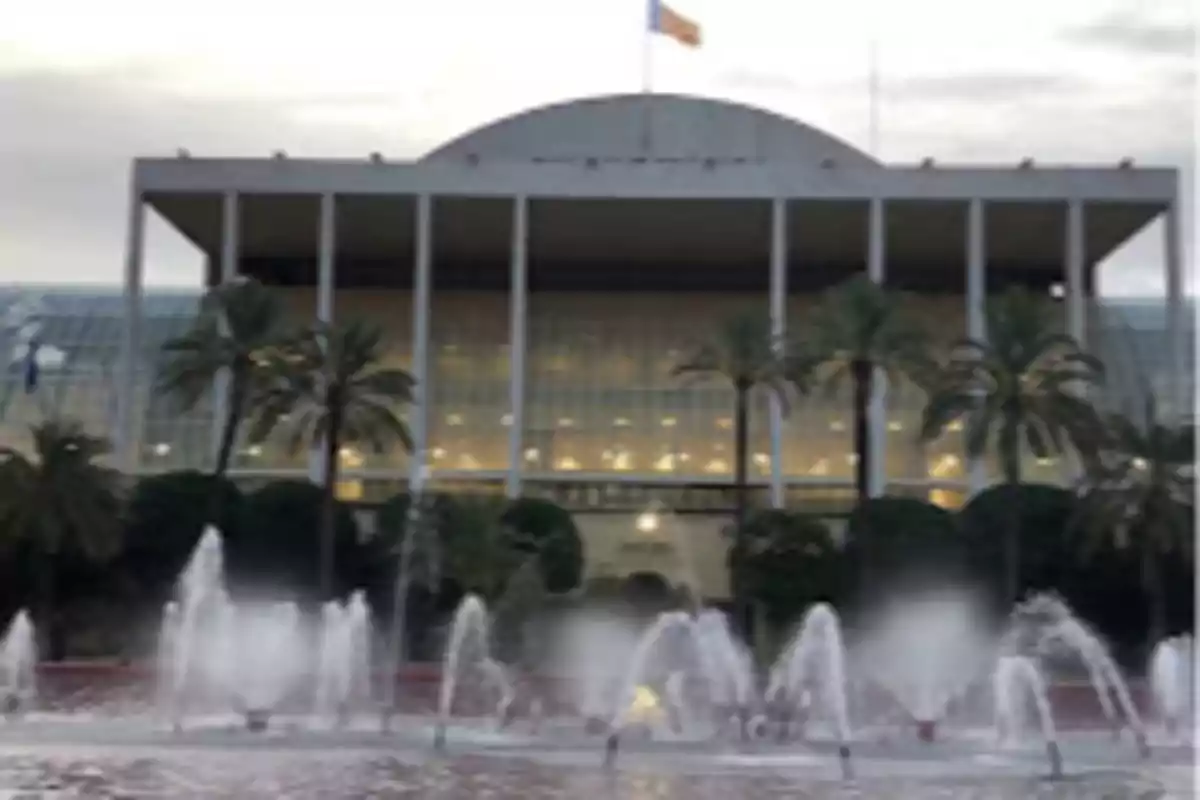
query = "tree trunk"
xmin=207 ymin=375 xmax=245 ymax=526
xmin=319 ymin=397 xmax=344 ymax=601
xmin=851 ymin=359 xmax=873 ymax=505
xmin=999 ymin=419 xmax=1023 ymax=603
xmin=732 ymin=383 xmax=751 ymax=636
xmin=38 ymin=548 xmax=65 ymax=661
xmin=1141 ymin=543 xmax=1166 ymax=652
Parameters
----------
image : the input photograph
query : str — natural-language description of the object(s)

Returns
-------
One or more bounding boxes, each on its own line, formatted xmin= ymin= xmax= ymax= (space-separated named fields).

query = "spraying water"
xmin=160 ymin=527 xmax=306 ymax=731
xmin=314 ymin=591 xmax=373 ymax=726
xmin=854 ymin=588 xmax=993 ymax=733
xmin=767 ymin=604 xmax=852 ymax=742
xmin=0 ymin=610 xmax=37 ymax=714
xmin=1150 ymin=635 xmax=1194 ymax=741
xmin=608 ymin=611 xmax=698 ymax=733
xmin=1015 ymin=594 xmax=1147 ymax=755
xmin=693 ymin=609 xmax=755 ymax=717
xmin=435 ymin=594 xmax=514 ymax=749
xmin=992 ymin=655 xmax=1063 ymax=778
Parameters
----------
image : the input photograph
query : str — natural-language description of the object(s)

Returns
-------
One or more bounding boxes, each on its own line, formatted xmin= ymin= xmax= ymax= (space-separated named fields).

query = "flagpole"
xmin=641 ymin=0 xmax=656 ymax=154
xmin=642 ymin=7 xmax=654 ymax=94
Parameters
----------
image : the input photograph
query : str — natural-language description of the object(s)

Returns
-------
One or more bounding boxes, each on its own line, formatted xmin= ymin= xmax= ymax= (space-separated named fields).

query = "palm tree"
xmin=1075 ymin=396 xmax=1194 ymax=645
xmin=0 ymin=420 xmax=123 ymax=659
xmin=919 ymin=287 xmax=1105 ymax=601
xmin=249 ymin=320 xmax=415 ymax=598
xmin=442 ymin=495 xmax=545 ymax=664
xmin=672 ymin=312 xmax=792 ymax=632
xmin=157 ymin=277 xmax=284 ymax=521
xmin=792 ymin=275 xmax=929 ymax=502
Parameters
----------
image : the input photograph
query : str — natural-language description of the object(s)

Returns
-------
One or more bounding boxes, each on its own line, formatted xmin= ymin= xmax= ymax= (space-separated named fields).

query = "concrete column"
xmin=410 ymin=194 xmax=433 ymax=491
xmin=309 ymin=192 xmax=336 ymax=483
xmin=1164 ymin=200 xmax=1184 ymax=419
xmin=867 ymin=197 xmax=887 ymax=498
xmin=966 ymin=199 xmax=988 ymax=493
xmin=116 ymin=173 xmax=145 ymax=474
xmin=505 ymin=196 xmax=529 ymax=499
xmin=768 ymin=198 xmax=787 ymax=508
xmin=1065 ymin=200 xmax=1086 ymax=344
xmin=212 ymin=190 xmax=239 ymax=462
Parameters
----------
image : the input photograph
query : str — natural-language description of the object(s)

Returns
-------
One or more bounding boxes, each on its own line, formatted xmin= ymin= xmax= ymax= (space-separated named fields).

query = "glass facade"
xmin=525 ymin=292 xmax=767 ymax=481
xmin=1 ymin=287 xmax=1190 ymax=501
xmin=0 ymin=288 xmax=202 ymax=469
xmin=427 ymin=290 xmax=510 ymax=474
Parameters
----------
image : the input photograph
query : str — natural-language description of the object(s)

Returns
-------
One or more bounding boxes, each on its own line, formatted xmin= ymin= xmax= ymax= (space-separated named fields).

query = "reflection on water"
xmin=0 ymin=753 xmax=1184 ymax=799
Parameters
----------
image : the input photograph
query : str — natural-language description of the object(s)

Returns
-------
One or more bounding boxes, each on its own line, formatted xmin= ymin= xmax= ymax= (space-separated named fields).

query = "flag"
xmin=23 ymin=339 xmax=39 ymax=394
xmin=648 ymin=0 xmax=701 ymax=48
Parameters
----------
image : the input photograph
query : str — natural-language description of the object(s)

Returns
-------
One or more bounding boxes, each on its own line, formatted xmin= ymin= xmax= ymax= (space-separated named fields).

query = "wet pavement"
xmin=0 ymin=747 xmax=1190 ymax=799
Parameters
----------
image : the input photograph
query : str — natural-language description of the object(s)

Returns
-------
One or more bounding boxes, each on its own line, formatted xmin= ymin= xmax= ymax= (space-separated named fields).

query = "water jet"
xmin=603 ymin=732 xmax=620 ymax=768
xmin=838 ymin=743 xmax=854 ymax=781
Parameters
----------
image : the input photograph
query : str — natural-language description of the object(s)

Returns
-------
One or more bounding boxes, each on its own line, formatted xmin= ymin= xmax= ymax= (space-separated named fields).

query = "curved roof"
xmin=422 ymin=93 xmax=880 ymax=167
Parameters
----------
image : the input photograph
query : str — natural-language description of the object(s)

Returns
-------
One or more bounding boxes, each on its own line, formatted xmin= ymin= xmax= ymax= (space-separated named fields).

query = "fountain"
xmin=159 ymin=526 xmax=304 ymax=732
xmin=0 ymin=610 xmax=36 ymax=716
xmin=603 ymin=610 xmax=702 ymax=766
xmin=435 ymin=594 xmax=515 ymax=750
xmin=1150 ymin=635 xmax=1194 ymax=741
xmin=992 ymin=655 xmax=1063 ymax=779
xmin=314 ymin=591 xmax=373 ymax=728
xmin=1013 ymin=594 xmax=1149 ymax=758
xmin=765 ymin=603 xmax=854 ymax=779
xmin=854 ymin=589 xmax=993 ymax=743
xmin=693 ymin=609 xmax=756 ymax=738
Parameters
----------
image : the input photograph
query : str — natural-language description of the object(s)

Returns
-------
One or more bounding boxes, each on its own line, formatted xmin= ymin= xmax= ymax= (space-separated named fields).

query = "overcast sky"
xmin=0 ymin=0 xmax=1194 ymax=294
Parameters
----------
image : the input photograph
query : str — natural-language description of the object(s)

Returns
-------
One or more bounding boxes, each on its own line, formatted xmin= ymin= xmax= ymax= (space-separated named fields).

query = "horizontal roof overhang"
xmin=138 ymin=158 xmax=1175 ymax=292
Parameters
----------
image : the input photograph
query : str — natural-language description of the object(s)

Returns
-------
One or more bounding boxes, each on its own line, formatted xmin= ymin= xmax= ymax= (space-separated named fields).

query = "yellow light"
xmin=613 ymin=417 xmax=631 ymax=427
xmin=457 ymin=454 xmax=480 ymax=469
xmin=888 ymin=420 xmax=904 ymax=432
xmin=500 ymin=413 xmax=513 ymax=426
xmin=612 ymin=450 xmax=633 ymax=470
xmin=1132 ymin=457 xmax=1148 ymax=471
xmin=558 ymin=417 xmax=575 ymax=428
xmin=705 ymin=458 xmax=728 ymax=473
xmin=716 ymin=417 xmax=733 ymax=430
xmin=810 ymin=459 xmax=830 ymax=476
xmin=523 ymin=447 xmax=539 ymax=462
xmin=557 ymin=456 xmax=580 ymax=471
xmin=446 ymin=413 xmax=464 ymax=426
xmin=948 ymin=420 xmax=964 ymax=432
xmin=627 ymin=686 xmax=664 ymax=726
xmin=636 ymin=512 xmax=659 ymax=533
xmin=661 ymin=417 xmax=677 ymax=428
xmin=431 ymin=447 xmax=447 ymax=460
xmin=829 ymin=420 xmax=845 ymax=433
xmin=655 ymin=454 xmax=676 ymax=471
xmin=752 ymin=452 xmax=770 ymax=467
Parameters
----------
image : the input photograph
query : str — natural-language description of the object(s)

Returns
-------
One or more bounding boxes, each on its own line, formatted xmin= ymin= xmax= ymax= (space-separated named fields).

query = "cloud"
xmin=0 ymin=66 xmax=426 ymax=285
xmin=1064 ymin=12 xmax=1196 ymax=57
xmin=885 ymin=72 xmax=1087 ymax=103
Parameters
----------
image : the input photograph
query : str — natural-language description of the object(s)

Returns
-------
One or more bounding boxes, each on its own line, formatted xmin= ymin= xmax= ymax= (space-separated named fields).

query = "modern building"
xmin=3 ymin=94 xmax=1192 ymax=597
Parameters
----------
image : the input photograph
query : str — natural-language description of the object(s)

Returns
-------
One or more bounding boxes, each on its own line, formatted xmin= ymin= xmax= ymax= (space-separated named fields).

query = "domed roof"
xmin=422 ymin=93 xmax=880 ymax=167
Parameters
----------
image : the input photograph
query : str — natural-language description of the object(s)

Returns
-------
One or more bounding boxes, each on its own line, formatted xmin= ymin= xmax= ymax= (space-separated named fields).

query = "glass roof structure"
xmin=0 ymin=285 xmax=1191 ymax=475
